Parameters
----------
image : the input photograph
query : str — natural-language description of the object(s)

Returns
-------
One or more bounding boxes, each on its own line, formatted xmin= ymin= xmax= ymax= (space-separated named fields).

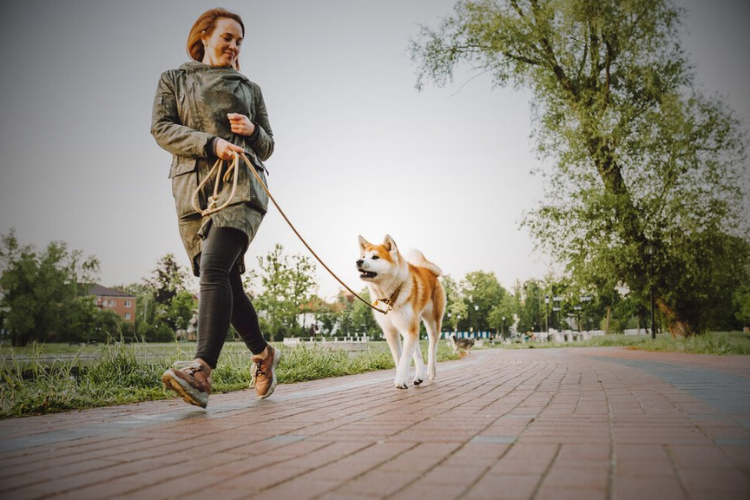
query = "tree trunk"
xmin=604 ymin=306 xmax=611 ymax=334
xmin=656 ymin=298 xmax=693 ymax=337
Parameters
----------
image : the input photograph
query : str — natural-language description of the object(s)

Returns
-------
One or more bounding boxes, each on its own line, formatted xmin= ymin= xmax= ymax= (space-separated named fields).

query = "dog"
xmin=357 ymin=235 xmax=446 ymax=389
xmin=449 ymin=334 xmax=475 ymax=355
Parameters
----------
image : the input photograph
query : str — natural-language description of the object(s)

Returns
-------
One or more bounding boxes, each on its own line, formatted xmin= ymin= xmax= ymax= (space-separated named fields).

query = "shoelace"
xmin=171 ymin=361 xmax=211 ymax=385
xmin=255 ymin=359 xmax=265 ymax=376
xmin=172 ymin=361 xmax=203 ymax=374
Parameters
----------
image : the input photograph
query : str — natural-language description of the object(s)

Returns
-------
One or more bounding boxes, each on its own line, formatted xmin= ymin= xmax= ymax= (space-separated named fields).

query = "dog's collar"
xmin=374 ymin=284 xmax=403 ymax=312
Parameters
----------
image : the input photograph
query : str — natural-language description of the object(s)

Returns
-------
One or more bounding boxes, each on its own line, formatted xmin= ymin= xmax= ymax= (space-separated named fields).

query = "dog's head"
xmin=356 ymin=234 xmax=402 ymax=283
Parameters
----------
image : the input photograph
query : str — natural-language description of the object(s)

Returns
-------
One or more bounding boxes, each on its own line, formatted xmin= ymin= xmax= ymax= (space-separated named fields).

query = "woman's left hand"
xmin=228 ymin=113 xmax=256 ymax=136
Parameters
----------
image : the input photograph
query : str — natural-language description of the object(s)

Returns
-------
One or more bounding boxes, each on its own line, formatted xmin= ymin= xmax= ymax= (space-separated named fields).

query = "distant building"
xmin=88 ymin=284 xmax=136 ymax=323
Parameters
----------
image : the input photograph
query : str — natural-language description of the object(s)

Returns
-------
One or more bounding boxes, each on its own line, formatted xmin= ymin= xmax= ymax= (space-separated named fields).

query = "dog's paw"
xmin=413 ymin=377 xmax=423 ymax=386
xmin=394 ymin=382 xmax=408 ymax=389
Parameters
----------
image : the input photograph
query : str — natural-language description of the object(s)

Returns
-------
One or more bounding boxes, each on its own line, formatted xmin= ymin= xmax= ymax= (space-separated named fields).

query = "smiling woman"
xmin=151 ymin=7 xmax=280 ymax=409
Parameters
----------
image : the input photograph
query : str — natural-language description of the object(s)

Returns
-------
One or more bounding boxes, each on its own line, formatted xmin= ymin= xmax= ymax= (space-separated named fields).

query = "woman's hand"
xmin=214 ymin=138 xmax=244 ymax=161
xmin=228 ymin=113 xmax=256 ymax=136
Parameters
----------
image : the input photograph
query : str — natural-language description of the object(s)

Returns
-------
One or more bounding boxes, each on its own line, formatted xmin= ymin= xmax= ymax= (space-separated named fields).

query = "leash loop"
xmin=190 ymin=155 xmax=241 ymax=217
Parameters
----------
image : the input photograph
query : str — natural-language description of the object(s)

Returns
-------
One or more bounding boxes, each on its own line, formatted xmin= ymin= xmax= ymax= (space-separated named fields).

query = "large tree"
xmin=0 ymin=230 xmax=99 ymax=346
xmin=410 ymin=0 xmax=748 ymax=335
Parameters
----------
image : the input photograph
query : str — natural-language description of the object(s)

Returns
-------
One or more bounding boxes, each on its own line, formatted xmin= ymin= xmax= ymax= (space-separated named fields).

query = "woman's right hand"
xmin=214 ymin=138 xmax=244 ymax=161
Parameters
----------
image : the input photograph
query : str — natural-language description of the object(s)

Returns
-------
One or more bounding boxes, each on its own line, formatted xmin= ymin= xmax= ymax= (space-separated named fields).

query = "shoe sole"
xmin=162 ymin=370 xmax=208 ymax=409
xmin=258 ymin=349 xmax=281 ymax=400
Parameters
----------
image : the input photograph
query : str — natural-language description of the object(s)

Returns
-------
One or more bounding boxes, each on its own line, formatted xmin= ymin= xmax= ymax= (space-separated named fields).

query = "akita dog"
xmin=357 ymin=235 xmax=446 ymax=389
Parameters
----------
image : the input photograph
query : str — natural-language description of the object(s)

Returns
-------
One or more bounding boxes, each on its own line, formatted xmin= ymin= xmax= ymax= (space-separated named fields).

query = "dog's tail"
xmin=406 ymin=249 xmax=443 ymax=276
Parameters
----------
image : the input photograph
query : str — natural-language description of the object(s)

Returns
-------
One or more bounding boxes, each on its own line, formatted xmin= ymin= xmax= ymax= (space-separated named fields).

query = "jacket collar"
xmin=179 ymin=61 xmax=250 ymax=82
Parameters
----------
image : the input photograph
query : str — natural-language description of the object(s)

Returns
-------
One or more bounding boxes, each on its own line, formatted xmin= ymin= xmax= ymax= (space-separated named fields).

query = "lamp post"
xmin=553 ymin=296 xmax=563 ymax=332
xmin=544 ymin=295 xmax=550 ymax=336
xmin=574 ymin=305 xmax=582 ymax=332
xmin=645 ymin=244 xmax=656 ymax=340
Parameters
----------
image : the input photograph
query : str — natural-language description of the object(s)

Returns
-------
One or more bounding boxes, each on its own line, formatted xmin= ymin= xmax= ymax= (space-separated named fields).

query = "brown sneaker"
xmin=162 ymin=360 xmax=211 ymax=408
xmin=250 ymin=346 xmax=281 ymax=399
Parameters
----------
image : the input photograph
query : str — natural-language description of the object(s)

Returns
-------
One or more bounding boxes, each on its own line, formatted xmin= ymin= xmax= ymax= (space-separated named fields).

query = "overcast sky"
xmin=0 ymin=0 xmax=748 ymax=298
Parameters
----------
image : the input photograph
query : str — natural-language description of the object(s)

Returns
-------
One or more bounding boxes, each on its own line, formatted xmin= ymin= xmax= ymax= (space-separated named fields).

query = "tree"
xmin=516 ymin=279 xmax=546 ymax=333
xmin=250 ymin=244 xmax=318 ymax=340
xmin=351 ymin=288 xmax=381 ymax=337
xmin=734 ymin=284 xmax=750 ymax=331
xmin=442 ymin=275 xmax=466 ymax=333
xmin=489 ymin=293 xmax=517 ymax=337
xmin=144 ymin=254 xmax=187 ymax=311
xmin=142 ymin=254 xmax=196 ymax=337
xmin=410 ymin=0 xmax=749 ymax=336
xmin=461 ymin=271 xmax=507 ymax=332
xmin=0 ymin=229 xmax=99 ymax=346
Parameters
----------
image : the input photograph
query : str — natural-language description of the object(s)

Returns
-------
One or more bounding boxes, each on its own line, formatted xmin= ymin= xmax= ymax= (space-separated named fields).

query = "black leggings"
xmin=196 ymin=227 xmax=267 ymax=368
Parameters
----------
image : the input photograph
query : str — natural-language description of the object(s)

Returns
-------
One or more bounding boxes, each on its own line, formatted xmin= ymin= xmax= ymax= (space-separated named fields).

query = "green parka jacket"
xmin=151 ymin=61 xmax=274 ymax=276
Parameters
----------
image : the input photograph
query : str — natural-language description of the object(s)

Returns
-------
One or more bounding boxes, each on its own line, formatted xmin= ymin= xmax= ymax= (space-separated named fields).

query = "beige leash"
xmin=193 ymin=150 xmax=389 ymax=315
xmin=190 ymin=155 xmax=240 ymax=216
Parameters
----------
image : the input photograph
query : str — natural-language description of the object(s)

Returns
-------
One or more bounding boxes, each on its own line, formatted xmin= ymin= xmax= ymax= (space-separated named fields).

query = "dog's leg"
xmin=395 ymin=328 xmax=418 ymax=389
xmin=412 ymin=340 xmax=425 ymax=386
xmin=383 ymin=326 xmax=402 ymax=368
xmin=423 ymin=318 xmax=440 ymax=381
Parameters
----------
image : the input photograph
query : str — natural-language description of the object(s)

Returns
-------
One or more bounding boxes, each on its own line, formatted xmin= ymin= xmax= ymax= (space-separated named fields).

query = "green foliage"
xmin=488 ymin=293 xmax=516 ymax=335
xmin=248 ymin=244 xmax=318 ymax=340
xmin=460 ymin=271 xmax=509 ymax=331
xmin=410 ymin=0 xmax=750 ymax=335
xmin=350 ymin=288 xmax=381 ymax=337
xmin=734 ymin=284 xmax=750 ymax=328
xmin=144 ymin=254 xmax=187 ymax=310
xmin=0 ymin=229 xmax=100 ymax=346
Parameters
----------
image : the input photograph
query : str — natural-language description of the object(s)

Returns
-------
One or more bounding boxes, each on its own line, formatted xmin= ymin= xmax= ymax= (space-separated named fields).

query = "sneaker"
xmin=250 ymin=345 xmax=281 ymax=399
xmin=162 ymin=360 xmax=211 ymax=408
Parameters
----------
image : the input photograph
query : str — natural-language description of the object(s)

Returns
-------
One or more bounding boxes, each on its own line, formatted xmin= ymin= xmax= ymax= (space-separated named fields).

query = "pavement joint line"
xmin=0 ymin=353 xmax=484 ymax=454
xmin=591 ymin=355 xmax=750 ymax=415
xmin=2 ymin=348 xmax=749 ymax=499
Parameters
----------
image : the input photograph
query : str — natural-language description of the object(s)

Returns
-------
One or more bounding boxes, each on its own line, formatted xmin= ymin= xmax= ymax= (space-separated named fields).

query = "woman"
xmin=151 ymin=8 xmax=280 ymax=408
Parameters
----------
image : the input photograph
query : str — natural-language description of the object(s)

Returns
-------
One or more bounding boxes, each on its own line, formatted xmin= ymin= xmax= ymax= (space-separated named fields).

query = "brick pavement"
xmin=0 ymin=347 xmax=749 ymax=500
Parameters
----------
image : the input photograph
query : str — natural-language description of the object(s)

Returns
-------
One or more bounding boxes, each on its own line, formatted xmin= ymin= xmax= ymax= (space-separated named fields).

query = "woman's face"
xmin=202 ymin=18 xmax=243 ymax=68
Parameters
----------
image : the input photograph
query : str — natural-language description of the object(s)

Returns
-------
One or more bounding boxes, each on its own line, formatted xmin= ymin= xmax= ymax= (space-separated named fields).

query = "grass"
xmin=492 ymin=331 xmax=750 ymax=355
xmin=0 ymin=340 xmax=459 ymax=419
xmin=2 ymin=332 xmax=747 ymax=418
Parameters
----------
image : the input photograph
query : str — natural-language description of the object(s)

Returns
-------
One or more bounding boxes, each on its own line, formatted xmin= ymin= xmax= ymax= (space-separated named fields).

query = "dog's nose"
xmin=356 ymin=259 xmax=363 ymax=267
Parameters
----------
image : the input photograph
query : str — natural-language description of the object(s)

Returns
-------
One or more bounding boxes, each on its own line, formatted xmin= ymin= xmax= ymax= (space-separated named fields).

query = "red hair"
xmin=186 ymin=8 xmax=245 ymax=70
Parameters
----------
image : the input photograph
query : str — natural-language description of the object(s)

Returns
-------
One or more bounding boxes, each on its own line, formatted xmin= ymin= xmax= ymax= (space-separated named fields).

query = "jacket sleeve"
xmin=246 ymin=83 xmax=275 ymax=162
xmin=151 ymin=71 xmax=214 ymax=158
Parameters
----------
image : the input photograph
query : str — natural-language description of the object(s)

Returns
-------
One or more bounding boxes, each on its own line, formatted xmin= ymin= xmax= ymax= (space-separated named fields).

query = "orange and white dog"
xmin=357 ymin=235 xmax=446 ymax=389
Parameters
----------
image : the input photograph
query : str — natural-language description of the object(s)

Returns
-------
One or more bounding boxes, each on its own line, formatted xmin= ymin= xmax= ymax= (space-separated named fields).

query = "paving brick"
xmin=613 ymin=475 xmax=688 ymax=500
xmin=463 ymin=473 xmax=541 ymax=500
xmin=0 ymin=347 xmax=748 ymax=500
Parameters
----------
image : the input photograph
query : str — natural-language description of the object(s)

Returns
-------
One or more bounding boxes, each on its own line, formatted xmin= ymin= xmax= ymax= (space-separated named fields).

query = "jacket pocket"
xmin=169 ymin=156 xmax=197 ymax=178
xmin=171 ymin=159 xmax=201 ymax=220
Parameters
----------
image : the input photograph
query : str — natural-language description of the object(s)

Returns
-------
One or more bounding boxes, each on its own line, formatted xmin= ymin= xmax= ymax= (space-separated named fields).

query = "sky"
xmin=0 ymin=0 xmax=748 ymax=299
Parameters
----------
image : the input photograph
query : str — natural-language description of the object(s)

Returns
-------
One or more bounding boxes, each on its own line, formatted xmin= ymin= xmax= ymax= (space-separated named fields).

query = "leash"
xmin=195 ymin=150 xmax=390 ymax=315
xmin=191 ymin=155 xmax=240 ymax=216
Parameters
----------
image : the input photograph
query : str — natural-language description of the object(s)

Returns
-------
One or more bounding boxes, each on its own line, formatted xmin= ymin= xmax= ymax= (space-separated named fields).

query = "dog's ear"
xmin=358 ymin=235 xmax=369 ymax=253
xmin=383 ymin=234 xmax=398 ymax=254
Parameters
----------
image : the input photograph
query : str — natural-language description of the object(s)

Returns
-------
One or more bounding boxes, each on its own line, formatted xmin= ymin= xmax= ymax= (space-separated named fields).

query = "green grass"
xmin=3 ymin=332 xmax=746 ymax=418
xmin=490 ymin=331 xmax=750 ymax=355
xmin=0 ymin=340 xmax=459 ymax=419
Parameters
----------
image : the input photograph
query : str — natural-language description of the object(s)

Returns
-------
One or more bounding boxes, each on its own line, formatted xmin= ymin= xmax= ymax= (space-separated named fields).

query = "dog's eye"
xmin=371 ymin=256 xmax=379 ymax=260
